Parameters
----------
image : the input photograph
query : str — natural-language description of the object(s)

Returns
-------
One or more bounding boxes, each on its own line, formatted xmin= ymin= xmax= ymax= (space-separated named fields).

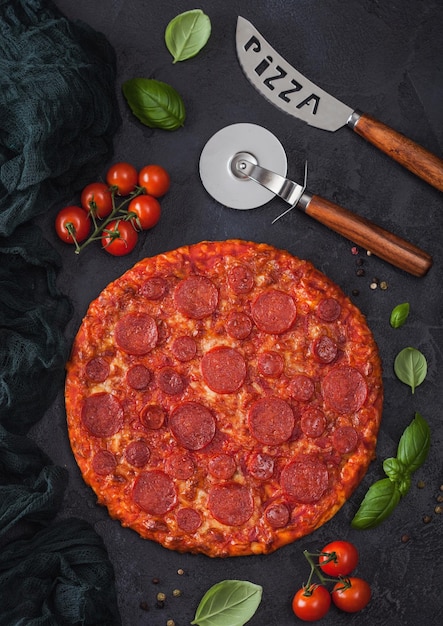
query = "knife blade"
xmin=236 ymin=16 xmax=443 ymax=192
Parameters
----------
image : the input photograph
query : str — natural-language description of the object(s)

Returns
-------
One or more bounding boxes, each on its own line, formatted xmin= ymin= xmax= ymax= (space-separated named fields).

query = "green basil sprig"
xmin=394 ymin=347 xmax=427 ymax=393
xmin=191 ymin=580 xmax=263 ymax=626
xmin=165 ymin=9 xmax=211 ymax=63
xmin=390 ymin=302 xmax=410 ymax=328
xmin=351 ymin=413 xmax=430 ymax=529
xmin=122 ymin=78 xmax=185 ymax=131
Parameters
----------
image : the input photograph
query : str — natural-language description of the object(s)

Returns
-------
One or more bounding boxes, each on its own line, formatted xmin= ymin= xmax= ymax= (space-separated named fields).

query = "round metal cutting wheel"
xmin=199 ymin=123 xmax=288 ymax=210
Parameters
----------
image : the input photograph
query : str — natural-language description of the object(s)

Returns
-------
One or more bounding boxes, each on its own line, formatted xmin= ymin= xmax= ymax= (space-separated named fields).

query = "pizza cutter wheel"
xmin=198 ymin=123 xmax=432 ymax=277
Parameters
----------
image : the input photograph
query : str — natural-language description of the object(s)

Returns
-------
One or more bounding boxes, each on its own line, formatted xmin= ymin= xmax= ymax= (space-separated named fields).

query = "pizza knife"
xmin=199 ymin=123 xmax=433 ymax=277
xmin=236 ymin=16 xmax=443 ymax=192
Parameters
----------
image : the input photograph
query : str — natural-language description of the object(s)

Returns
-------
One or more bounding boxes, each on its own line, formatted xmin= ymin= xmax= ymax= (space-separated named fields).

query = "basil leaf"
xmin=351 ymin=478 xmax=401 ymax=529
xmin=382 ymin=457 xmax=405 ymax=483
xmin=165 ymin=9 xmax=211 ymax=63
xmin=191 ymin=580 xmax=262 ymax=626
xmin=390 ymin=302 xmax=410 ymax=328
xmin=397 ymin=412 xmax=431 ymax=475
xmin=394 ymin=346 xmax=427 ymax=393
xmin=122 ymin=78 xmax=185 ymax=131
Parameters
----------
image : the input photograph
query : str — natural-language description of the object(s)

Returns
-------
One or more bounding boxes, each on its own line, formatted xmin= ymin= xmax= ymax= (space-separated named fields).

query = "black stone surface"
xmin=32 ymin=1 xmax=443 ymax=624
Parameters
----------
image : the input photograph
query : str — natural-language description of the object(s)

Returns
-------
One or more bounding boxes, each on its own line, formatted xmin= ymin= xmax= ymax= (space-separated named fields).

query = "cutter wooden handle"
xmin=302 ymin=193 xmax=433 ymax=277
xmin=352 ymin=113 xmax=443 ymax=192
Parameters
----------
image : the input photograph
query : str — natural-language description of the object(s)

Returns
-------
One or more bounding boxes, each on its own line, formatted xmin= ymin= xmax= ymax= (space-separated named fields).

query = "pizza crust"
xmin=65 ymin=240 xmax=383 ymax=557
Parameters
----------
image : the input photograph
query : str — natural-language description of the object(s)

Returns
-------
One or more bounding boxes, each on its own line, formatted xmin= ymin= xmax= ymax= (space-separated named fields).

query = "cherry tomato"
xmin=319 ymin=540 xmax=359 ymax=577
xmin=292 ymin=584 xmax=331 ymax=622
xmin=106 ymin=162 xmax=138 ymax=196
xmin=101 ymin=220 xmax=138 ymax=256
xmin=81 ymin=182 xmax=113 ymax=218
xmin=128 ymin=195 xmax=161 ymax=230
xmin=55 ymin=206 xmax=90 ymax=244
xmin=138 ymin=164 xmax=170 ymax=197
xmin=332 ymin=577 xmax=371 ymax=613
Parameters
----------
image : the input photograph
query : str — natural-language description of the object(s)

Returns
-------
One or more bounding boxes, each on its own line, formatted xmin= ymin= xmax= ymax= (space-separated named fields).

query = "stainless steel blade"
xmin=236 ymin=16 xmax=354 ymax=132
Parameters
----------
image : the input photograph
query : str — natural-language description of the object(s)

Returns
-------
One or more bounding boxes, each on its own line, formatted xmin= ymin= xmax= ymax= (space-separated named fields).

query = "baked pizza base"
xmin=65 ymin=240 xmax=383 ymax=557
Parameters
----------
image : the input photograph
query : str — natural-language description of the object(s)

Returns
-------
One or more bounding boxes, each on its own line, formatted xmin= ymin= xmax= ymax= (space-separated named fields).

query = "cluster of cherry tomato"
xmin=292 ymin=540 xmax=371 ymax=622
xmin=55 ymin=162 xmax=170 ymax=256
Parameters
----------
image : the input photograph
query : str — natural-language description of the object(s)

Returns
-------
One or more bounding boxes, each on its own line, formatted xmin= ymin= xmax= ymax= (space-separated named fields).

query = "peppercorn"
xmin=157 ymin=592 xmax=167 ymax=602
xmin=401 ymin=534 xmax=410 ymax=543
xmin=356 ymin=268 xmax=365 ymax=277
xmin=369 ymin=282 xmax=378 ymax=290
xmin=380 ymin=281 xmax=388 ymax=290
xmin=166 ymin=620 xmax=175 ymax=626
xmin=152 ymin=577 xmax=160 ymax=584
xmin=423 ymin=514 xmax=432 ymax=523
xmin=172 ymin=589 xmax=182 ymax=597
xmin=177 ymin=568 xmax=184 ymax=575
xmin=434 ymin=505 xmax=442 ymax=515
xmin=417 ymin=480 xmax=426 ymax=489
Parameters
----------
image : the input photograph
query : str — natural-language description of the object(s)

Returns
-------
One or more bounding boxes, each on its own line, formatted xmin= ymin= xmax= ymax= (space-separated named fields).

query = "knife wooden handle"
xmin=352 ymin=113 xmax=443 ymax=192
xmin=302 ymin=194 xmax=432 ymax=276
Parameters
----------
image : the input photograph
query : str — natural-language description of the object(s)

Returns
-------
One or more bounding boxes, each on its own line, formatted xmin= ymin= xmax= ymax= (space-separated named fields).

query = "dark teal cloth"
xmin=0 ymin=518 xmax=121 ymax=626
xmin=0 ymin=223 xmax=72 ymax=435
xmin=0 ymin=1 xmax=122 ymax=623
xmin=0 ymin=0 xmax=121 ymax=236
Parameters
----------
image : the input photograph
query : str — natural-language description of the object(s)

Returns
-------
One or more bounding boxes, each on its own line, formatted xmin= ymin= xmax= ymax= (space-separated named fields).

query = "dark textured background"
xmin=32 ymin=1 xmax=442 ymax=624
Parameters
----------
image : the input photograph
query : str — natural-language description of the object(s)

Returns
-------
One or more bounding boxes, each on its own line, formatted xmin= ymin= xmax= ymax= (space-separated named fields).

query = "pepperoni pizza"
xmin=65 ymin=240 xmax=383 ymax=557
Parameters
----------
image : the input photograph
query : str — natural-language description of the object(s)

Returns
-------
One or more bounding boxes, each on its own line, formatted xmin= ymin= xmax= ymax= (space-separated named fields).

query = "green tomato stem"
xmin=302 ymin=550 xmax=345 ymax=591
xmin=74 ymin=187 xmax=143 ymax=254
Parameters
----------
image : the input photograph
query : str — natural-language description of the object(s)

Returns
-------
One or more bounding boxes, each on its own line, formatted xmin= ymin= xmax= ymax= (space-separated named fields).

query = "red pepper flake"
xmin=351 ymin=246 xmax=359 ymax=255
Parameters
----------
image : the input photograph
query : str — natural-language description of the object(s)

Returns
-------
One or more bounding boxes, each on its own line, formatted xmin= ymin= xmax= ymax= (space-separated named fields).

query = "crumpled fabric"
xmin=0 ymin=425 xmax=68 ymax=540
xmin=0 ymin=0 xmax=121 ymax=236
xmin=0 ymin=223 xmax=72 ymax=435
xmin=0 ymin=518 xmax=122 ymax=626
xmin=0 ymin=1 xmax=122 ymax=623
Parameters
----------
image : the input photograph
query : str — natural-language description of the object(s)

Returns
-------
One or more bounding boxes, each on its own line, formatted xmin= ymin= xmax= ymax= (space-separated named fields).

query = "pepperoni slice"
xmin=114 ymin=312 xmax=158 ymax=355
xmin=251 ymin=289 xmax=297 ymax=334
xmin=92 ymin=450 xmax=117 ymax=476
xmin=333 ymin=425 xmax=359 ymax=454
xmin=132 ymin=470 xmax=177 ymax=515
xmin=280 ymin=457 xmax=329 ymax=503
xmin=125 ymin=440 xmax=150 ymax=467
xmin=201 ymin=346 xmax=246 ymax=394
xmin=225 ymin=312 xmax=252 ymax=340
xmin=166 ymin=452 xmax=195 ymax=479
xmin=316 ymin=297 xmax=341 ymax=322
xmin=300 ymin=408 xmax=326 ymax=438
xmin=248 ymin=397 xmax=294 ymax=445
xmin=171 ymin=335 xmax=197 ymax=362
xmin=85 ymin=357 xmax=110 ymax=382
xmin=157 ymin=367 xmax=185 ymax=395
xmin=313 ymin=335 xmax=338 ymax=363
xmin=208 ymin=483 xmax=254 ymax=526
xmin=170 ymin=402 xmax=216 ymax=450
xmin=174 ymin=275 xmax=218 ymax=319
xmin=258 ymin=351 xmax=284 ymax=378
xmin=81 ymin=393 xmax=123 ymax=437
xmin=227 ymin=264 xmax=254 ymax=294
xmin=322 ymin=365 xmax=368 ymax=414
xmin=127 ymin=364 xmax=151 ymax=390
xmin=208 ymin=454 xmax=237 ymax=480
xmin=289 ymin=374 xmax=315 ymax=402
xmin=264 ymin=502 xmax=290 ymax=528
xmin=176 ymin=508 xmax=202 ymax=533
xmin=139 ymin=276 xmax=167 ymax=300
xmin=140 ymin=404 xmax=165 ymax=430
xmin=248 ymin=453 xmax=275 ymax=480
